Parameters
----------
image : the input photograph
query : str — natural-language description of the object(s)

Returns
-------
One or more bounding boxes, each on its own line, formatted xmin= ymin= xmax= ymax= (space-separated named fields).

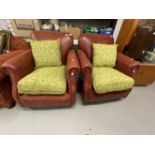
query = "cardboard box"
xmin=60 ymin=27 xmax=81 ymax=39
xmin=10 ymin=19 xmax=41 ymax=37
xmin=14 ymin=19 xmax=34 ymax=30
xmin=133 ymin=63 xmax=155 ymax=85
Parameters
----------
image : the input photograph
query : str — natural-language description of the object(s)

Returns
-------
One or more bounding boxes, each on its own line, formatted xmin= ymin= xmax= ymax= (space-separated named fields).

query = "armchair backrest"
xmin=30 ymin=31 xmax=73 ymax=64
xmin=78 ymin=33 xmax=114 ymax=61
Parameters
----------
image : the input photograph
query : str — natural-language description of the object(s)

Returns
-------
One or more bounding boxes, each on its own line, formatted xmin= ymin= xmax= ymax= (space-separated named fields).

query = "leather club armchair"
xmin=0 ymin=51 xmax=24 ymax=107
xmin=1 ymin=31 xmax=80 ymax=108
xmin=77 ymin=33 xmax=140 ymax=104
xmin=0 ymin=37 xmax=30 ymax=108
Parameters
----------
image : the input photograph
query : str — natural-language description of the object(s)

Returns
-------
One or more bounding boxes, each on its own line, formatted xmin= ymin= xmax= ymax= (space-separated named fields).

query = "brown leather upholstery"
xmin=1 ymin=31 xmax=80 ymax=108
xmin=0 ymin=36 xmax=31 ymax=108
xmin=10 ymin=36 xmax=31 ymax=51
xmin=78 ymin=33 xmax=140 ymax=104
xmin=0 ymin=51 xmax=23 ymax=108
xmin=79 ymin=33 xmax=114 ymax=60
xmin=115 ymin=52 xmax=140 ymax=77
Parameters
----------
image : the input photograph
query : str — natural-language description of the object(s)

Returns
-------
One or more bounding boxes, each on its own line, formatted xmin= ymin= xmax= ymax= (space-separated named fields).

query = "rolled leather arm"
xmin=116 ymin=52 xmax=140 ymax=77
xmin=1 ymin=49 xmax=34 ymax=81
xmin=66 ymin=49 xmax=80 ymax=77
xmin=77 ymin=49 xmax=92 ymax=96
xmin=77 ymin=49 xmax=92 ymax=74
xmin=66 ymin=50 xmax=80 ymax=105
xmin=0 ymin=50 xmax=23 ymax=66
xmin=1 ymin=49 xmax=35 ymax=102
xmin=0 ymin=50 xmax=23 ymax=81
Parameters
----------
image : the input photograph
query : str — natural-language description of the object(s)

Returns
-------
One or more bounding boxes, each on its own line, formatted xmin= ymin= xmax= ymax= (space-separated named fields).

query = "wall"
xmin=113 ymin=19 xmax=124 ymax=43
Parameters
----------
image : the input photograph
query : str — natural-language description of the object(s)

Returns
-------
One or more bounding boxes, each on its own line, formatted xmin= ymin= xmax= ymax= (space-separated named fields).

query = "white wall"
xmin=113 ymin=19 xmax=124 ymax=43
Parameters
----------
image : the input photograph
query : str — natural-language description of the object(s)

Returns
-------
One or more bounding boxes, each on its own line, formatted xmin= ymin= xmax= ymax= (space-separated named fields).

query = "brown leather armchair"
xmin=0 ymin=37 xmax=30 ymax=108
xmin=0 ymin=51 xmax=23 ymax=108
xmin=1 ymin=31 xmax=80 ymax=108
xmin=77 ymin=33 xmax=140 ymax=104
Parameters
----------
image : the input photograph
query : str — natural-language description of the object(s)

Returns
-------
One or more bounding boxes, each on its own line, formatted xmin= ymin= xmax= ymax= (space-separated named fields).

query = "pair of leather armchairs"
xmin=1 ymin=31 xmax=139 ymax=108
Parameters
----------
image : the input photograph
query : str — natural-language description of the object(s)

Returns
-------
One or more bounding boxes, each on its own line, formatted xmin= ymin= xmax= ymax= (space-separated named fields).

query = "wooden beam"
xmin=116 ymin=19 xmax=140 ymax=53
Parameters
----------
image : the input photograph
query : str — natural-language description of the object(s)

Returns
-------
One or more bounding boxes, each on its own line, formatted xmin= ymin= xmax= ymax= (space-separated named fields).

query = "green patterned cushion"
xmin=92 ymin=67 xmax=134 ymax=94
xmin=92 ymin=43 xmax=117 ymax=67
xmin=30 ymin=40 xmax=62 ymax=68
xmin=17 ymin=65 xmax=66 ymax=95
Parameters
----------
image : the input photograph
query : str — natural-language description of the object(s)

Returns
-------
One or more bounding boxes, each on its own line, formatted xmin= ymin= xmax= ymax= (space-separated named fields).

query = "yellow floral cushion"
xmin=92 ymin=67 xmax=134 ymax=94
xmin=30 ymin=40 xmax=62 ymax=68
xmin=17 ymin=65 xmax=66 ymax=95
xmin=92 ymin=43 xmax=117 ymax=67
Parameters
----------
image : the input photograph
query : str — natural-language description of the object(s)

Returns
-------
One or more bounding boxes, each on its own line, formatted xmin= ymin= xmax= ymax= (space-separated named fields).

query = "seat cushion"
xmin=92 ymin=67 xmax=134 ymax=94
xmin=17 ymin=65 xmax=66 ymax=95
xmin=30 ymin=40 xmax=62 ymax=68
xmin=92 ymin=43 xmax=117 ymax=67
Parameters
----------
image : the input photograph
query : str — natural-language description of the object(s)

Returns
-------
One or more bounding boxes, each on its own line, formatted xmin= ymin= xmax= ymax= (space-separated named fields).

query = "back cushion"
xmin=30 ymin=40 xmax=62 ymax=68
xmin=92 ymin=43 xmax=117 ymax=67
xmin=31 ymin=31 xmax=73 ymax=64
xmin=78 ymin=34 xmax=114 ymax=61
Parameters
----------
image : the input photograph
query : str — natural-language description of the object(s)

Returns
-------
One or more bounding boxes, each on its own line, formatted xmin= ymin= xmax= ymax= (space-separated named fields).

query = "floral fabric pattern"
xmin=92 ymin=43 xmax=117 ymax=67
xmin=92 ymin=67 xmax=134 ymax=94
xmin=30 ymin=40 xmax=62 ymax=68
xmin=17 ymin=65 xmax=66 ymax=95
